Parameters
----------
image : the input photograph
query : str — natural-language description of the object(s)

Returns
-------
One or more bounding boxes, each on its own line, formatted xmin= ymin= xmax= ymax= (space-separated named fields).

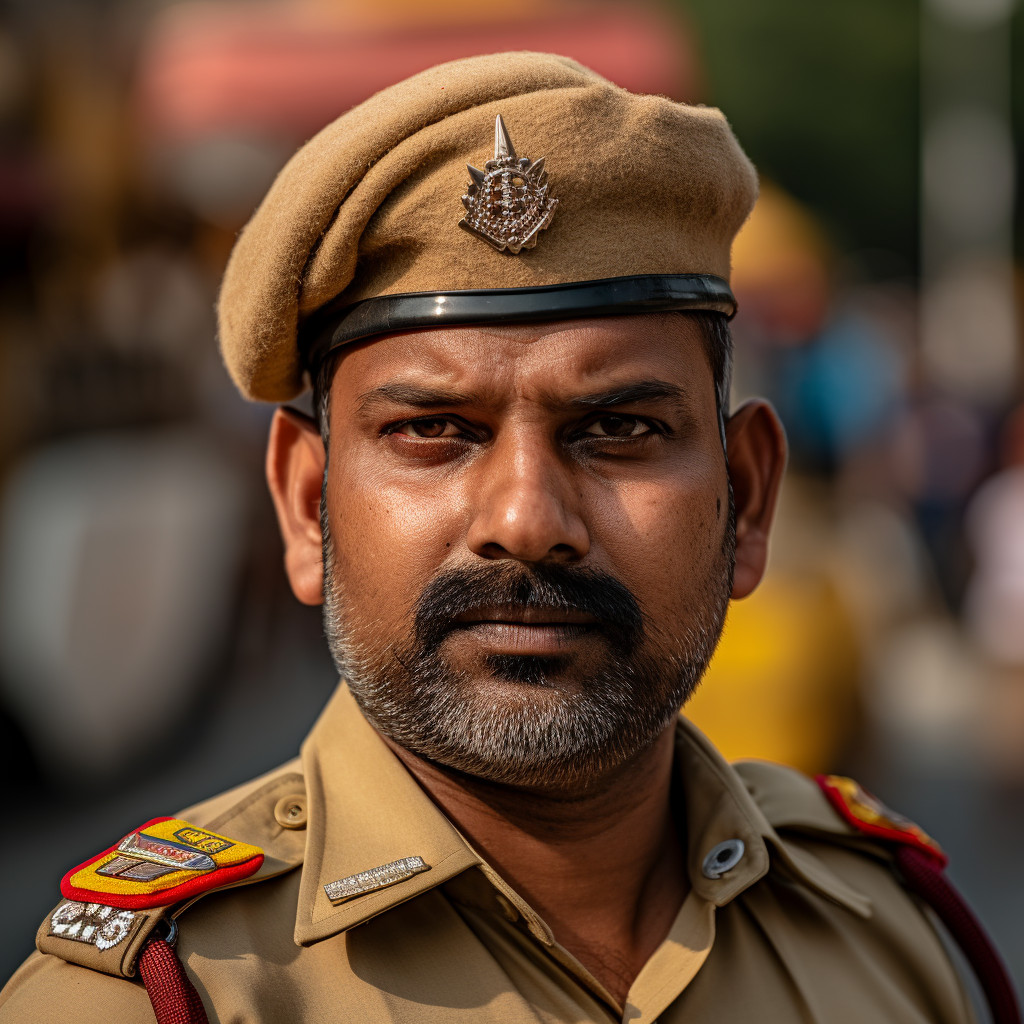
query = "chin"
xmin=480 ymin=653 xmax=586 ymax=690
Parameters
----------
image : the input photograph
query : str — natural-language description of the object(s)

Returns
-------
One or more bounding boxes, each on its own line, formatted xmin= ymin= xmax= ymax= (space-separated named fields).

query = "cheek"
xmin=326 ymin=447 xmax=465 ymax=617
xmin=593 ymin=460 xmax=727 ymax=624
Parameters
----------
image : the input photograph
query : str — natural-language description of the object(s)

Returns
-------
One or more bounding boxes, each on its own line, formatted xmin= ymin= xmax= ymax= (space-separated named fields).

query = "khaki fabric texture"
xmin=0 ymin=684 xmax=975 ymax=1024
xmin=216 ymin=51 xmax=758 ymax=402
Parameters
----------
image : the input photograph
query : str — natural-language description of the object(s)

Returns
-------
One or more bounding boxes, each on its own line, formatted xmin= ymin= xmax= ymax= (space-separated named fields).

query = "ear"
xmin=266 ymin=407 xmax=326 ymax=606
xmin=724 ymin=400 xmax=787 ymax=600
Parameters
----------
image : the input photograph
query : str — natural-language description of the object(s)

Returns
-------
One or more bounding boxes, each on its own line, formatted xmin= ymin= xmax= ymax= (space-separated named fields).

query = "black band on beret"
xmin=301 ymin=273 xmax=736 ymax=372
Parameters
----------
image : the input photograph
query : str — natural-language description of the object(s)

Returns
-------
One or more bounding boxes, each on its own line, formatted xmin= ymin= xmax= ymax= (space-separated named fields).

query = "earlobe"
xmin=265 ymin=407 xmax=327 ymax=606
xmin=724 ymin=400 xmax=788 ymax=600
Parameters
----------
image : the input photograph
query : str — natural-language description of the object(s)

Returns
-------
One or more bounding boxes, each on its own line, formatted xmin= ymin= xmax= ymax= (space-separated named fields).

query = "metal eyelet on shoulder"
xmin=157 ymin=916 xmax=179 ymax=948
xmin=702 ymin=839 xmax=746 ymax=879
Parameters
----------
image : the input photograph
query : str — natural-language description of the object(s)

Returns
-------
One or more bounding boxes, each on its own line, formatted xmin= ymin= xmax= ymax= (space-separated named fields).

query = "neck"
xmin=382 ymin=727 xmax=688 ymax=1008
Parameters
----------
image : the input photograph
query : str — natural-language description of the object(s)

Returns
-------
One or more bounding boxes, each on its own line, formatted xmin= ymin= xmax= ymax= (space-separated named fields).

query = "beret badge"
xmin=459 ymin=115 xmax=557 ymax=254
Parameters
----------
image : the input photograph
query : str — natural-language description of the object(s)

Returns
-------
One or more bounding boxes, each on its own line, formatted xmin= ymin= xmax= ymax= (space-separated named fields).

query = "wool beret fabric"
xmin=217 ymin=51 xmax=758 ymax=401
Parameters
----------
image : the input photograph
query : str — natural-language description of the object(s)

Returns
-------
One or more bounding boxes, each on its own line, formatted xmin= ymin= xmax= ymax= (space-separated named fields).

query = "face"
xmin=315 ymin=314 xmax=738 ymax=790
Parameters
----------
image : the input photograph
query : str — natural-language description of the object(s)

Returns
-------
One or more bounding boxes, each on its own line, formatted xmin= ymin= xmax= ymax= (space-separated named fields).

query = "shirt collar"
xmin=294 ymin=684 xmax=480 ymax=946
xmin=676 ymin=716 xmax=871 ymax=918
xmin=293 ymin=684 xmax=870 ymax=947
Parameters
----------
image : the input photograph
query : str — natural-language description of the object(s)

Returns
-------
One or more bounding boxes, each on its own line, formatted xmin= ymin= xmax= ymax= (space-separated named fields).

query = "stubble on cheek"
xmin=316 ymin=409 xmax=736 ymax=788
xmin=319 ymin=511 xmax=736 ymax=790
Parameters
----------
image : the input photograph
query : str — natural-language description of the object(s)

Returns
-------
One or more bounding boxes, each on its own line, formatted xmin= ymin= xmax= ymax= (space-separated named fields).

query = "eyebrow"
xmin=568 ymin=379 xmax=689 ymax=410
xmin=357 ymin=382 xmax=474 ymax=412
xmin=356 ymin=378 xmax=689 ymax=414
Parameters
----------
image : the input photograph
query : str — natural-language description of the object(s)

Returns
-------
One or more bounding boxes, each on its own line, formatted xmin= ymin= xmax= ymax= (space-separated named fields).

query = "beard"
xmin=320 ymin=491 xmax=736 ymax=790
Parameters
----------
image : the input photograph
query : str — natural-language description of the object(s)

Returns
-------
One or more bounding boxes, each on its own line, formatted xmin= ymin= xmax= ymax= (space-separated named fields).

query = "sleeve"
xmin=0 ymin=951 xmax=156 ymax=1024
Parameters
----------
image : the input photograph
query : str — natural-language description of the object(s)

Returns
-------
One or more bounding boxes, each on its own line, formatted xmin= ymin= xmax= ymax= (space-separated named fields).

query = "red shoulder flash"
xmin=815 ymin=774 xmax=948 ymax=868
xmin=60 ymin=817 xmax=264 ymax=910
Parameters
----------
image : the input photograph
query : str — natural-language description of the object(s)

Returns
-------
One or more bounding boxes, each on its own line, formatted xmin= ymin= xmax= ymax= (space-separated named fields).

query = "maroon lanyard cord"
xmin=896 ymin=845 xmax=1021 ymax=1024
xmin=137 ymin=938 xmax=210 ymax=1024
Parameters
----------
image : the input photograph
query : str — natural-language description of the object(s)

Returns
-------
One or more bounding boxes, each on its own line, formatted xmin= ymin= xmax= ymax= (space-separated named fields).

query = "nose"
xmin=465 ymin=431 xmax=590 ymax=564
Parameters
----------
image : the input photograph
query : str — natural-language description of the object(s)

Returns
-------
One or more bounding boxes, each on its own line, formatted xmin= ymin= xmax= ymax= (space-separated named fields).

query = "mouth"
xmin=454 ymin=604 xmax=598 ymax=627
xmin=449 ymin=604 xmax=600 ymax=656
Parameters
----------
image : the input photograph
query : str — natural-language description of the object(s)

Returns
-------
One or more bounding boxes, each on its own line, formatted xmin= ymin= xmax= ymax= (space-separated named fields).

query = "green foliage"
xmin=676 ymin=0 xmax=920 ymax=277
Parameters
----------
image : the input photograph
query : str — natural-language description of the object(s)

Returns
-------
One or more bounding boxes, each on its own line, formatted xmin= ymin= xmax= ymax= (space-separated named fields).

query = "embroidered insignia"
xmin=459 ymin=115 xmax=557 ymax=254
xmin=324 ymin=855 xmax=430 ymax=904
xmin=61 ymin=817 xmax=264 ymax=910
xmin=173 ymin=826 xmax=235 ymax=855
xmin=97 ymin=831 xmax=217 ymax=881
xmin=49 ymin=899 xmax=137 ymax=951
xmin=817 ymin=774 xmax=948 ymax=867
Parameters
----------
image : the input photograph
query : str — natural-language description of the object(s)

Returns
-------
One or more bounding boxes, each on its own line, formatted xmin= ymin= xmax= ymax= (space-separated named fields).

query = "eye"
xmin=581 ymin=415 xmax=655 ymax=439
xmin=391 ymin=418 xmax=464 ymax=439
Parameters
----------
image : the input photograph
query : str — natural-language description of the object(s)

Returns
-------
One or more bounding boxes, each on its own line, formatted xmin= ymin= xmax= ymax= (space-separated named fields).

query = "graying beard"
xmin=319 ymin=485 xmax=734 ymax=788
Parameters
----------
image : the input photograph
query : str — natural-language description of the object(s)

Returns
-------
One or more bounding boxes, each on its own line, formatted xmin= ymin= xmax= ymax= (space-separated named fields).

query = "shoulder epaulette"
xmin=39 ymin=816 xmax=262 ymax=1024
xmin=816 ymin=773 xmax=947 ymax=866
xmin=35 ymin=766 xmax=306 ymax=1023
xmin=735 ymin=761 xmax=1020 ymax=1024
xmin=814 ymin=774 xmax=1019 ymax=1024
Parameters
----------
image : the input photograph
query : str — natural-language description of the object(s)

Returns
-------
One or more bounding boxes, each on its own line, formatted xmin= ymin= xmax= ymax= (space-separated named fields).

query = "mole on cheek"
xmin=716 ymin=497 xmax=721 ymax=520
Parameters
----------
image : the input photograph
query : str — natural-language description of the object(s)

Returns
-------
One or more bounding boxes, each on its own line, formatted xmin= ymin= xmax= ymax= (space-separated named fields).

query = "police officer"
xmin=0 ymin=51 xmax=1016 ymax=1024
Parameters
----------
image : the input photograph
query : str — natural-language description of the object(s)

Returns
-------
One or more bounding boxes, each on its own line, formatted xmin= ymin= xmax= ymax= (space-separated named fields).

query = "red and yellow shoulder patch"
xmin=61 ymin=817 xmax=264 ymax=910
xmin=816 ymin=775 xmax=947 ymax=867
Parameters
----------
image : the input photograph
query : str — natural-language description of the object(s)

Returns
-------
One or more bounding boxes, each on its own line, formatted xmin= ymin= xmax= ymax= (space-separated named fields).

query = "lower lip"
xmin=453 ymin=622 xmax=596 ymax=656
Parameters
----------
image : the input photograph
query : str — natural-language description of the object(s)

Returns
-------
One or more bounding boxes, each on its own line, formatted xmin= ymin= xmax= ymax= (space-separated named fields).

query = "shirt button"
xmin=274 ymin=794 xmax=308 ymax=830
xmin=702 ymin=838 xmax=745 ymax=879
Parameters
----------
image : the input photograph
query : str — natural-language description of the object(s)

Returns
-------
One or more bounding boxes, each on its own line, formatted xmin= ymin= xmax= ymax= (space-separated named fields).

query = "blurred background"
xmin=0 ymin=0 xmax=1022 ymax=999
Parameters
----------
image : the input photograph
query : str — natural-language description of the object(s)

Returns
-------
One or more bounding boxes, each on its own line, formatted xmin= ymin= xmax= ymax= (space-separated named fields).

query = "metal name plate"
xmin=324 ymin=856 xmax=430 ymax=904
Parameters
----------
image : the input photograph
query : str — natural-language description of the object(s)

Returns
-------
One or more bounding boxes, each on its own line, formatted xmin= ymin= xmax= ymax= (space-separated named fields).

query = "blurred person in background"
xmin=1 ymin=51 xmax=1016 ymax=1024
xmin=964 ymin=405 xmax=1024 ymax=782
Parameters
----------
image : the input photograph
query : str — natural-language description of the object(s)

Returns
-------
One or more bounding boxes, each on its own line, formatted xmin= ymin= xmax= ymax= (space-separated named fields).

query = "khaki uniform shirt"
xmin=1 ymin=684 xmax=975 ymax=1023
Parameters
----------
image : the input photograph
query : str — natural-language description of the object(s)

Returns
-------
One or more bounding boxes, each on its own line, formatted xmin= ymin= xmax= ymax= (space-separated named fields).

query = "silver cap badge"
xmin=459 ymin=115 xmax=557 ymax=254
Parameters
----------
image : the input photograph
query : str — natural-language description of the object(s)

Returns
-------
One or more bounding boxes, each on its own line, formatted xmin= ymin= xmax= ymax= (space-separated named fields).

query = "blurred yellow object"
xmin=730 ymin=182 xmax=833 ymax=340
xmin=731 ymin=183 xmax=830 ymax=273
xmin=686 ymin=571 xmax=861 ymax=775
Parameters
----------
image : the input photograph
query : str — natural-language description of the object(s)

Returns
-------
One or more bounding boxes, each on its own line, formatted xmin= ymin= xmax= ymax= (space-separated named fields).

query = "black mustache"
xmin=413 ymin=562 xmax=644 ymax=654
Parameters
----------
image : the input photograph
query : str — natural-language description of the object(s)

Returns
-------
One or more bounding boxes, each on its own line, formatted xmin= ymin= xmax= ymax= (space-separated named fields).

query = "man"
xmin=0 ymin=52 xmax=1014 ymax=1024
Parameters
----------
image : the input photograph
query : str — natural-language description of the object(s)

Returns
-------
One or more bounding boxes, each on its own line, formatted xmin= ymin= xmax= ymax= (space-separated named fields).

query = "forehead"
xmin=328 ymin=314 xmax=713 ymax=401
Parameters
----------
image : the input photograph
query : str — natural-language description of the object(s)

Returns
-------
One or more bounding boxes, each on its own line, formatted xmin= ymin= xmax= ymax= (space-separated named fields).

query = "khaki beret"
xmin=217 ymin=51 xmax=758 ymax=402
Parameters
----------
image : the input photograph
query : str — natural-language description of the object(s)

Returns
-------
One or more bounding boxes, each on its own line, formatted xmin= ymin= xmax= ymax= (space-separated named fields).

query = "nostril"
xmin=548 ymin=542 xmax=585 ymax=562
